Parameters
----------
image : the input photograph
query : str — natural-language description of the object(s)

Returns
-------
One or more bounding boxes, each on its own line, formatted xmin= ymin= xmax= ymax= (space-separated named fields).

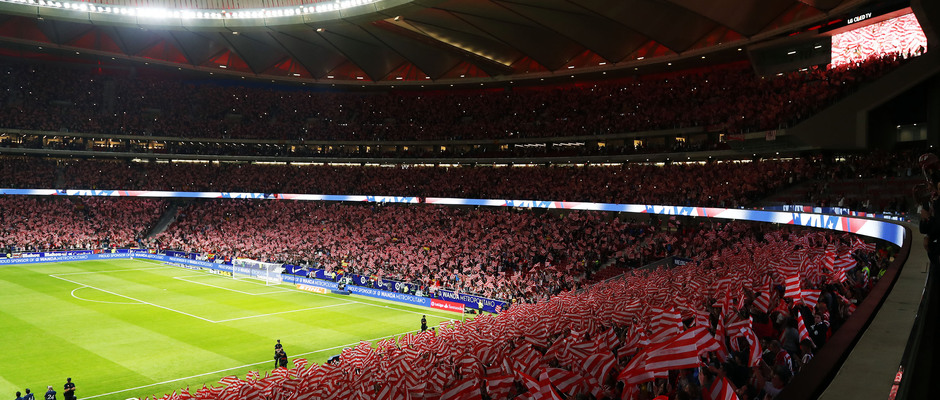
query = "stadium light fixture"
xmin=2 ymin=0 xmax=379 ymax=22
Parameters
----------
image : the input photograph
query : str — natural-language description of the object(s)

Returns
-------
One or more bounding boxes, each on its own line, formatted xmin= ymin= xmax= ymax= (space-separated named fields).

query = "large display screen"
xmin=831 ymin=12 xmax=927 ymax=67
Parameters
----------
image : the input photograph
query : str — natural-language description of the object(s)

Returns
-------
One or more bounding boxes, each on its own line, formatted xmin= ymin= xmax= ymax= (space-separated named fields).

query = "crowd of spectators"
xmin=771 ymin=149 xmax=925 ymax=214
xmin=0 ymin=52 xmax=909 ymax=142
xmin=141 ymin=222 xmax=887 ymax=400
xmin=1 ymin=156 xmax=815 ymax=207
xmin=0 ymin=196 xmax=166 ymax=253
xmin=2 ymin=149 xmax=927 ymax=212
xmin=151 ymin=201 xmax=690 ymax=302
xmin=0 ymin=151 xmax=900 ymax=399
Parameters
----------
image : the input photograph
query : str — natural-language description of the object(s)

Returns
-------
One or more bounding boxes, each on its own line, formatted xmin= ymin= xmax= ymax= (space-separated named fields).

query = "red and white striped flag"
xmin=617 ymin=351 xmax=662 ymax=386
xmin=485 ymin=374 xmax=515 ymax=399
xmin=218 ymin=376 xmax=240 ymax=387
xmin=540 ymin=368 xmax=586 ymax=396
xmin=797 ymin=313 xmax=811 ymax=342
xmin=784 ymin=275 xmax=802 ymax=301
xmin=534 ymin=371 xmax=564 ymax=400
xmin=830 ymin=267 xmax=847 ymax=283
xmin=582 ymin=352 xmax=617 ymax=384
xmin=801 ymin=289 xmax=821 ymax=309
xmin=440 ymin=377 xmax=480 ymax=400
xmin=707 ymin=376 xmax=740 ymax=400
xmin=515 ymin=368 xmax=541 ymax=393
xmin=753 ymin=290 xmax=771 ymax=313
xmin=834 ymin=253 xmax=858 ymax=271
xmin=645 ymin=326 xmax=709 ymax=373
xmin=743 ymin=328 xmax=762 ymax=367
xmin=649 ymin=307 xmax=682 ymax=343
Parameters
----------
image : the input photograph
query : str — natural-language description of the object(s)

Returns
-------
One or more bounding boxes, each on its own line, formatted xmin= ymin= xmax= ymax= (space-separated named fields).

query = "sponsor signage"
xmin=437 ymin=289 xmax=509 ymax=314
xmin=296 ymin=284 xmax=330 ymax=294
xmin=431 ymin=299 xmax=465 ymax=313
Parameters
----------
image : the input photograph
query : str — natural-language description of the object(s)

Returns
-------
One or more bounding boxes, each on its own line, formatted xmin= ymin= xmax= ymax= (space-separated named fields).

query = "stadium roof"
xmin=0 ymin=0 xmax=870 ymax=84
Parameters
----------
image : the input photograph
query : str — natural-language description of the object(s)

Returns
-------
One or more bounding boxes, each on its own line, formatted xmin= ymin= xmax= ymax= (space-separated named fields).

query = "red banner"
xmin=431 ymin=299 xmax=464 ymax=313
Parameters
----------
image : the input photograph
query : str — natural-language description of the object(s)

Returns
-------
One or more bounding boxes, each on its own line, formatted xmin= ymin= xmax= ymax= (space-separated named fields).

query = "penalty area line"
xmin=48 ymin=274 xmax=217 ymax=323
xmin=81 ymin=329 xmax=442 ymax=400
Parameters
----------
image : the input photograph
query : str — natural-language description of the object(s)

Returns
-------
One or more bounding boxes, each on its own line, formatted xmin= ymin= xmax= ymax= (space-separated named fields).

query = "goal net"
xmin=232 ymin=258 xmax=285 ymax=285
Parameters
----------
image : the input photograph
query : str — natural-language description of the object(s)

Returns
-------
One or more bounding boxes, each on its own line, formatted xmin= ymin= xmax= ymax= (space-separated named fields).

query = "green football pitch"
xmin=0 ymin=259 xmax=463 ymax=400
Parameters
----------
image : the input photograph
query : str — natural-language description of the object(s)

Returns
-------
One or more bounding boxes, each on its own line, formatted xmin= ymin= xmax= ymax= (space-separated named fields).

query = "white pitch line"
xmin=53 ymin=266 xmax=174 ymax=276
xmin=164 ymin=262 xmax=459 ymax=320
xmin=81 ymin=329 xmax=450 ymax=400
xmin=134 ymin=258 xmax=461 ymax=319
xmin=213 ymin=302 xmax=356 ymax=323
xmin=57 ymin=259 xmax=459 ymax=320
xmin=49 ymin=274 xmax=217 ymax=323
xmin=70 ymin=287 xmax=143 ymax=305
xmin=294 ymin=290 xmax=460 ymax=320
xmin=55 ymin=270 xmax=366 ymax=324
xmin=172 ymin=276 xmax=292 ymax=296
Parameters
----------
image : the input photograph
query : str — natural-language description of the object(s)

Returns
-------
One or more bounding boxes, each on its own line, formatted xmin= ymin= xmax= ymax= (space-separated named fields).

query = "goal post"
xmin=232 ymin=258 xmax=285 ymax=285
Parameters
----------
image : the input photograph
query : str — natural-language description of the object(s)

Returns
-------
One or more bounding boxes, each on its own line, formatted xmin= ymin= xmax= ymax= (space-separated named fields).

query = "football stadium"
xmin=0 ymin=0 xmax=938 ymax=399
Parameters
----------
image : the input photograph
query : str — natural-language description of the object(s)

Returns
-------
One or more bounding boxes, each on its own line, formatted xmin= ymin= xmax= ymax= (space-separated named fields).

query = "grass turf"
xmin=0 ymin=259 xmax=462 ymax=399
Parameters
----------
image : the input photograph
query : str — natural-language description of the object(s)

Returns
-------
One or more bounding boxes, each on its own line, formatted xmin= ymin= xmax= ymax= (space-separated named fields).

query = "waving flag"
xmin=753 ymin=290 xmax=772 ymax=313
xmin=582 ymin=352 xmax=617 ymax=384
xmin=797 ymin=313 xmax=811 ymax=342
xmin=784 ymin=275 xmax=802 ymax=301
xmin=801 ymin=289 xmax=821 ymax=309
xmin=534 ymin=371 xmax=564 ymax=400
xmin=707 ymin=376 xmax=740 ymax=400
xmin=540 ymin=367 xmax=586 ymax=396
